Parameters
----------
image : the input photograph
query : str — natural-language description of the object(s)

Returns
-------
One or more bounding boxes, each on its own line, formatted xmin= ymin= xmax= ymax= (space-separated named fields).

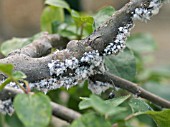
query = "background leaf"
xmin=71 ymin=10 xmax=94 ymax=38
xmin=127 ymin=33 xmax=156 ymax=53
xmin=143 ymin=82 xmax=170 ymax=101
xmin=0 ymin=33 xmax=43 ymax=56
xmin=70 ymin=112 xmax=112 ymax=127
xmin=151 ymin=66 xmax=170 ymax=78
xmin=94 ymin=6 xmax=115 ymax=29
xmin=145 ymin=109 xmax=170 ymax=127
xmin=105 ymin=48 xmax=136 ymax=81
xmin=41 ymin=6 xmax=64 ymax=33
xmin=0 ymin=38 xmax=31 ymax=56
xmin=45 ymin=0 xmax=70 ymax=10
xmin=0 ymin=63 xmax=13 ymax=76
xmin=5 ymin=113 xmax=24 ymax=127
xmin=14 ymin=93 xmax=52 ymax=127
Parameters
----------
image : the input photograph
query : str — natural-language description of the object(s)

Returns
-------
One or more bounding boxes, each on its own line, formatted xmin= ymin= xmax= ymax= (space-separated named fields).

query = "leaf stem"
xmin=0 ymin=78 xmax=11 ymax=91
xmin=14 ymin=80 xmax=27 ymax=94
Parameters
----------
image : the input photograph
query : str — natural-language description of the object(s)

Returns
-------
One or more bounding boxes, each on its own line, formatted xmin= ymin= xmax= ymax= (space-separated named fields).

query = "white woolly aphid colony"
xmin=0 ymin=99 xmax=14 ymax=115
xmin=0 ymin=0 xmax=162 ymax=115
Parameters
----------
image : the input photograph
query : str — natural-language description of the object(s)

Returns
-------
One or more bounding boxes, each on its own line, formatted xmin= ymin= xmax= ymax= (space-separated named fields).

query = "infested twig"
xmin=91 ymin=72 xmax=170 ymax=108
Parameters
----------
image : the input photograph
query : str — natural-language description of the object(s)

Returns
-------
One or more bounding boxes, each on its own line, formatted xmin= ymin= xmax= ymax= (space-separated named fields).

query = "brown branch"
xmin=8 ymin=32 xmax=69 ymax=58
xmin=51 ymin=102 xmax=81 ymax=123
xmin=0 ymin=87 xmax=81 ymax=122
xmin=50 ymin=116 xmax=70 ymax=127
xmin=91 ymin=72 xmax=170 ymax=108
xmin=0 ymin=0 xmax=169 ymax=109
xmin=0 ymin=0 xmax=157 ymax=82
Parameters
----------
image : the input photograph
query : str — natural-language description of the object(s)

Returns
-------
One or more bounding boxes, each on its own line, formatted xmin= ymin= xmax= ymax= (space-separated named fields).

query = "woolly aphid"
xmin=0 ymin=0 xmax=162 ymax=115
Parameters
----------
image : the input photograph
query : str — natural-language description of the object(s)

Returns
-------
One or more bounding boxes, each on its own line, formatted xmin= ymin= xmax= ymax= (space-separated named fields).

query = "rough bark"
xmin=0 ymin=0 xmax=155 ymax=82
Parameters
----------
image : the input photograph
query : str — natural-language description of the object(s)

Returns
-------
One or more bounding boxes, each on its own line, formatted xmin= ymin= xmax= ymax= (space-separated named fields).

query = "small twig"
xmin=92 ymin=72 xmax=170 ymax=108
xmin=51 ymin=102 xmax=81 ymax=123
xmin=14 ymin=80 xmax=27 ymax=94
xmin=0 ymin=87 xmax=81 ymax=122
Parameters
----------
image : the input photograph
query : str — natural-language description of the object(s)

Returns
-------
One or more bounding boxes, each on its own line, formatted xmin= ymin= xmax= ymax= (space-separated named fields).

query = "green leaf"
xmin=79 ymin=95 xmax=127 ymax=116
xmin=71 ymin=10 xmax=80 ymax=19
xmin=5 ymin=113 xmax=24 ymax=127
xmin=79 ymin=97 xmax=91 ymax=110
xmin=151 ymin=65 xmax=170 ymax=78
xmin=90 ymin=95 xmax=126 ymax=116
xmin=145 ymin=109 xmax=170 ymax=127
xmin=105 ymin=95 xmax=131 ymax=107
xmin=45 ymin=0 xmax=70 ymax=10
xmin=0 ymin=38 xmax=31 ymax=56
xmin=94 ymin=6 xmax=115 ymax=29
xmin=0 ymin=33 xmax=43 ymax=56
xmin=0 ymin=115 xmax=2 ymax=126
xmin=57 ymin=23 xmax=79 ymax=39
xmin=70 ymin=112 xmax=112 ymax=127
xmin=138 ymin=62 xmax=170 ymax=82
xmin=104 ymin=48 xmax=136 ymax=81
xmin=143 ymin=82 xmax=170 ymax=101
xmin=71 ymin=10 xmax=94 ymax=27
xmin=0 ymin=63 xmax=13 ymax=76
xmin=14 ymin=93 xmax=52 ymax=127
xmin=41 ymin=6 xmax=64 ymax=33
xmin=71 ymin=10 xmax=94 ymax=37
xmin=12 ymin=71 xmax=27 ymax=80
xmin=128 ymin=98 xmax=151 ymax=113
xmin=127 ymin=33 xmax=156 ymax=53
xmin=0 ymin=78 xmax=11 ymax=91
xmin=79 ymin=95 xmax=130 ymax=112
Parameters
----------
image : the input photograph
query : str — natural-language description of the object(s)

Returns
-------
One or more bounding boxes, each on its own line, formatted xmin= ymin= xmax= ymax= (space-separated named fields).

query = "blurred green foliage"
xmin=14 ymin=93 xmax=52 ymax=127
xmin=0 ymin=0 xmax=170 ymax=127
xmin=0 ymin=63 xmax=26 ymax=91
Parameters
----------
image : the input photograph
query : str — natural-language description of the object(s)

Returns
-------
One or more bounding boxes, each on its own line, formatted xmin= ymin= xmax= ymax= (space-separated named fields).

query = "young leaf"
xmin=14 ymin=93 xmax=52 ymax=127
xmin=104 ymin=48 xmax=136 ymax=81
xmin=71 ymin=10 xmax=94 ymax=27
xmin=12 ymin=71 xmax=27 ymax=80
xmin=145 ymin=109 xmax=170 ymax=127
xmin=94 ymin=6 xmax=115 ymax=29
xmin=41 ymin=6 xmax=64 ymax=33
xmin=45 ymin=0 xmax=70 ymax=10
xmin=70 ymin=112 xmax=112 ymax=127
xmin=71 ymin=10 xmax=94 ymax=38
